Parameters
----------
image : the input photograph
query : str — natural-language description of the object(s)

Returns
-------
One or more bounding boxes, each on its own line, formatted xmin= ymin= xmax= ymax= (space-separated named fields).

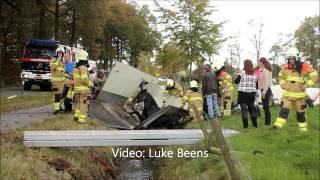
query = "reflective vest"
xmin=73 ymin=65 xmax=93 ymax=93
xmin=165 ymin=82 xmax=184 ymax=97
xmin=218 ymin=71 xmax=233 ymax=91
xmin=50 ymin=58 xmax=65 ymax=82
xmin=182 ymin=89 xmax=203 ymax=111
xmin=278 ymin=63 xmax=318 ymax=99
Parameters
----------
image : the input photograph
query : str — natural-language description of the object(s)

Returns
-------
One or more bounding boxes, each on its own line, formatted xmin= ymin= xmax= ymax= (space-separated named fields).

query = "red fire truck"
xmin=21 ymin=39 xmax=76 ymax=91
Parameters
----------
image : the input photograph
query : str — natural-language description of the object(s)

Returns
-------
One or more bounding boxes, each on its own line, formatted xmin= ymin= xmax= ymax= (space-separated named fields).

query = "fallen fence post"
xmin=210 ymin=118 xmax=240 ymax=180
xmin=191 ymin=104 xmax=214 ymax=152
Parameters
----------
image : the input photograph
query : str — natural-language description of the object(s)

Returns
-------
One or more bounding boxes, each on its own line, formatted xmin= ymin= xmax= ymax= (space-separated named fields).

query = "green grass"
xmin=148 ymin=81 xmax=319 ymax=179
xmin=1 ymin=93 xmax=51 ymax=112
xmin=154 ymin=143 xmax=229 ymax=180
xmin=185 ymin=105 xmax=320 ymax=180
xmin=220 ymin=105 xmax=320 ymax=180
xmin=0 ymin=114 xmax=116 ymax=179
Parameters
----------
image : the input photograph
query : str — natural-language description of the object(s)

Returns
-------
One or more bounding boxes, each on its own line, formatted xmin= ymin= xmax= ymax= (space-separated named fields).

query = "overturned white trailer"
xmin=90 ymin=62 xmax=190 ymax=130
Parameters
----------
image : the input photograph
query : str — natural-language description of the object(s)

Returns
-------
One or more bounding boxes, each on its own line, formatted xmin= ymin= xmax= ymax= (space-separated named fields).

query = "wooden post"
xmin=191 ymin=104 xmax=221 ymax=154
xmin=210 ymin=118 xmax=240 ymax=180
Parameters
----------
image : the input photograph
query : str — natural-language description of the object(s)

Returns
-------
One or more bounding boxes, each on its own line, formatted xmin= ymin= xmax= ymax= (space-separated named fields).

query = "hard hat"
xmin=203 ymin=61 xmax=211 ymax=66
xmin=77 ymin=49 xmax=89 ymax=61
xmin=211 ymin=64 xmax=218 ymax=71
xmin=286 ymin=47 xmax=300 ymax=61
xmin=166 ymin=79 xmax=174 ymax=87
xmin=213 ymin=64 xmax=224 ymax=72
xmin=189 ymin=80 xmax=198 ymax=88
xmin=56 ymin=47 xmax=65 ymax=55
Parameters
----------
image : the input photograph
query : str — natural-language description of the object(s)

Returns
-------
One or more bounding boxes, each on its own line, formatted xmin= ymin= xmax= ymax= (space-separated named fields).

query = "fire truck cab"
xmin=21 ymin=39 xmax=73 ymax=91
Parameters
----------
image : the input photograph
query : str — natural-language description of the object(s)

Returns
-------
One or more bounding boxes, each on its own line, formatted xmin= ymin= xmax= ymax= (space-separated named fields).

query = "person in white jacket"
xmin=258 ymin=57 xmax=273 ymax=126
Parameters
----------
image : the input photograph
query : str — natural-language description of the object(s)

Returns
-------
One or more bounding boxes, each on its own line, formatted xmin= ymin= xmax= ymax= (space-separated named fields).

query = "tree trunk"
xmin=36 ymin=0 xmax=47 ymax=38
xmin=54 ymin=0 xmax=59 ymax=39
xmin=69 ymin=8 xmax=76 ymax=46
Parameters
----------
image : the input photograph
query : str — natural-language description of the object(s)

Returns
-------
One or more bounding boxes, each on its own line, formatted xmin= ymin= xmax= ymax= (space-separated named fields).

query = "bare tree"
xmin=248 ymin=20 xmax=264 ymax=62
xmin=227 ymin=31 xmax=242 ymax=68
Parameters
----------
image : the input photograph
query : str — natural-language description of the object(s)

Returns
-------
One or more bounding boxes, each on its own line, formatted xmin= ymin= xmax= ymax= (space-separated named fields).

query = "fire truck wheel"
xmin=40 ymin=84 xmax=51 ymax=91
xmin=23 ymin=82 xmax=32 ymax=91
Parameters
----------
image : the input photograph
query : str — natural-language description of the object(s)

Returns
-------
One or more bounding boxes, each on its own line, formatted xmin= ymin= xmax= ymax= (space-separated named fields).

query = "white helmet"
xmin=56 ymin=47 xmax=65 ymax=56
xmin=166 ymin=79 xmax=174 ymax=88
xmin=286 ymin=47 xmax=300 ymax=61
xmin=212 ymin=64 xmax=223 ymax=72
xmin=189 ymin=80 xmax=198 ymax=88
xmin=203 ymin=61 xmax=211 ymax=66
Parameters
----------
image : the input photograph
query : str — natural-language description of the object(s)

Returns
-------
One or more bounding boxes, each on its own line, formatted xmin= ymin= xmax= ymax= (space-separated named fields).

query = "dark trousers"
xmin=62 ymin=86 xmax=73 ymax=112
xmin=240 ymin=102 xmax=257 ymax=128
xmin=261 ymin=88 xmax=272 ymax=125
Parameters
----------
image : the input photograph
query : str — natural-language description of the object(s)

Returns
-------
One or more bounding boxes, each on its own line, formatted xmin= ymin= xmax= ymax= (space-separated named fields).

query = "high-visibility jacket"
xmin=165 ymin=82 xmax=184 ymax=97
xmin=278 ymin=63 xmax=318 ymax=99
xmin=73 ymin=65 xmax=93 ymax=93
xmin=218 ymin=71 xmax=233 ymax=92
xmin=50 ymin=58 xmax=65 ymax=82
xmin=182 ymin=89 xmax=203 ymax=111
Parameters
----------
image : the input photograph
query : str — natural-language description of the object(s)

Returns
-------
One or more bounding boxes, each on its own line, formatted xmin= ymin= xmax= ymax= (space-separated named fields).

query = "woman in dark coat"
xmin=235 ymin=59 xmax=258 ymax=128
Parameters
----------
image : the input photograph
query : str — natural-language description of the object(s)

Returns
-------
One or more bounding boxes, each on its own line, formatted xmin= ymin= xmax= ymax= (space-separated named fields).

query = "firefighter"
xmin=50 ymin=47 xmax=66 ymax=114
xmin=163 ymin=79 xmax=184 ymax=107
xmin=92 ymin=70 xmax=107 ymax=100
xmin=73 ymin=49 xmax=93 ymax=123
xmin=165 ymin=79 xmax=184 ymax=97
xmin=182 ymin=80 xmax=203 ymax=122
xmin=62 ymin=52 xmax=75 ymax=112
xmin=274 ymin=47 xmax=318 ymax=131
xmin=216 ymin=66 xmax=233 ymax=116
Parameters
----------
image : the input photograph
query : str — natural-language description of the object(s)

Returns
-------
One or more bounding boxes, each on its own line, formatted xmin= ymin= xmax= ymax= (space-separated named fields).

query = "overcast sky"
xmin=133 ymin=0 xmax=319 ymax=67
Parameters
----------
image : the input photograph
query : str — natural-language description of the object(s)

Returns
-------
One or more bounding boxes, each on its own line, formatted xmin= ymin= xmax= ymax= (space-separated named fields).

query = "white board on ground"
xmin=24 ymin=139 xmax=203 ymax=147
xmin=23 ymin=129 xmax=240 ymax=147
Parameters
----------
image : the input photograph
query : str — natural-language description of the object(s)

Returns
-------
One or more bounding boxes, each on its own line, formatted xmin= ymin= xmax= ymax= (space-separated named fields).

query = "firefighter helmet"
xmin=189 ymin=80 xmax=198 ymax=88
xmin=56 ymin=47 xmax=65 ymax=55
xmin=166 ymin=79 xmax=174 ymax=88
xmin=214 ymin=65 xmax=225 ymax=72
xmin=203 ymin=61 xmax=211 ymax=66
xmin=287 ymin=47 xmax=300 ymax=61
xmin=77 ymin=49 xmax=89 ymax=61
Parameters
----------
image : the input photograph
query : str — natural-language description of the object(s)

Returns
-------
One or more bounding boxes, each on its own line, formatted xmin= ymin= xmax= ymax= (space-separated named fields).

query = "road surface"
xmin=0 ymin=105 xmax=53 ymax=133
xmin=1 ymin=86 xmax=48 ymax=97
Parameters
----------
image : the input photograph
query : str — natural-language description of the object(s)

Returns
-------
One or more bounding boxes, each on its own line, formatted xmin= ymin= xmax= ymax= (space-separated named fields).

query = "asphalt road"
xmin=0 ymin=105 xmax=53 ymax=133
xmin=1 ymin=86 xmax=48 ymax=97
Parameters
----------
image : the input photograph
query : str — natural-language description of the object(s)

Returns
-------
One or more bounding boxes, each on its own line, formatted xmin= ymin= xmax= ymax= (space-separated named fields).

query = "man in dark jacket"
xmin=202 ymin=64 xmax=221 ymax=118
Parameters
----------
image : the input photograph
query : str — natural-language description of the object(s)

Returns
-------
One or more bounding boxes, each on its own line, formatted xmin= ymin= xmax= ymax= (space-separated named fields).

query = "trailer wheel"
xmin=23 ymin=82 xmax=32 ymax=91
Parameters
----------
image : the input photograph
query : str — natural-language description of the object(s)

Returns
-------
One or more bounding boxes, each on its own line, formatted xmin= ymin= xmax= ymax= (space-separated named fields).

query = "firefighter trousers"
xmin=219 ymin=91 xmax=232 ymax=116
xmin=274 ymin=97 xmax=308 ymax=131
xmin=74 ymin=92 xmax=88 ymax=123
xmin=189 ymin=105 xmax=203 ymax=122
xmin=52 ymin=81 xmax=64 ymax=112
xmin=62 ymin=85 xmax=74 ymax=112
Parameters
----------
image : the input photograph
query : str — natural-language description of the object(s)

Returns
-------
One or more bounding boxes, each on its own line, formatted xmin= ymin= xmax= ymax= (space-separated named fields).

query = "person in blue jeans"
xmin=202 ymin=64 xmax=221 ymax=118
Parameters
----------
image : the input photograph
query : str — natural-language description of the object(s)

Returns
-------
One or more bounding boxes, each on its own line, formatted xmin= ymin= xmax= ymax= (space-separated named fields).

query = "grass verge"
xmin=156 ymin=80 xmax=319 ymax=179
xmin=1 ymin=93 xmax=51 ymax=112
xmin=0 ymin=114 xmax=117 ymax=179
xmin=217 ymin=105 xmax=320 ymax=180
xmin=164 ymin=105 xmax=319 ymax=179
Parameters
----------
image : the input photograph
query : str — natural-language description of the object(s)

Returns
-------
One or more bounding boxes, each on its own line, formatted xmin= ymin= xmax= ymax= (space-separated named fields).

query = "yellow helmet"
xmin=189 ymin=80 xmax=198 ymax=88
xmin=77 ymin=49 xmax=89 ymax=61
